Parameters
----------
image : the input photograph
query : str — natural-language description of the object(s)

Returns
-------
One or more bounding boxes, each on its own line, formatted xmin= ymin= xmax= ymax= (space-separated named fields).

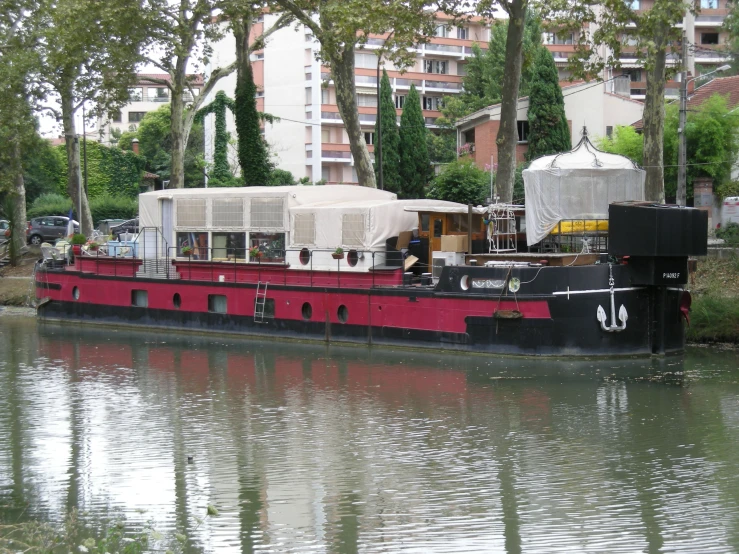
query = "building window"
xmin=212 ymin=233 xmax=246 ymax=260
xmin=256 ymin=14 xmax=264 ymax=22
xmin=624 ymin=69 xmax=642 ymax=82
xmin=424 ymin=60 xmax=447 ymax=74
xmin=355 ymin=52 xmax=378 ymax=69
xmin=395 ymin=95 xmax=405 ymax=109
xmin=423 ymin=96 xmax=443 ymax=111
xmin=627 ymin=0 xmax=640 ymax=8
xmin=701 ymin=33 xmax=719 ymax=45
xmin=253 ymin=52 xmax=264 ymax=60
xmin=457 ymin=27 xmax=469 ymax=40
xmin=517 ymin=121 xmax=530 ymax=143
xmin=321 ymin=88 xmax=330 ymax=104
xmin=250 ymin=232 xmax=285 ymax=262
xmin=149 ymin=87 xmax=169 ymax=101
xmin=322 ymin=167 xmax=331 ymax=182
xmin=111 ymin=110 xmax=121 ymax=123
xmin=208 ymin=295 xmax=227 ymax=314
xmin=364 ymin=132 xmax=374 ymax=145
xmin=544 ymin=32 xmax=573 ymax=45
xmin=176 ymin=232 xmax=209 ymax=259
xmin=606 ymin=126 xmax=614 ymax=138
xmin=128 ymin=87 xmax=143 ymax=101
xmin=701 ymin=0 xmax=718 ymax=7
xmin=128 ymin=112 xmax=146 ymax=123
xmin=321 ymin=129 xmax=330 ymax=142
xmin=305 ymin=87 xmax=312 ymax=105
xmin=457 ymin=64 xmax=468 ymax=76
xmin=435 ymin=24 xmax=449 ymax=38
xmin=131 ymin=290 xmax=148 ymax=308
xmin=356 ymin=94 xmax=377 ymax=107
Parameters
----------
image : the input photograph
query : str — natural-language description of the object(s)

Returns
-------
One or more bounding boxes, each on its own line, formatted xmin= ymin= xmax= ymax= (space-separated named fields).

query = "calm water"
xmin=1 ymin=314 xmax=739 ymax=553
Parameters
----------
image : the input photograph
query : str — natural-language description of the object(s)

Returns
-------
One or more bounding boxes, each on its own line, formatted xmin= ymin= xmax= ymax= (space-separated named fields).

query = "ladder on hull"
xmin=254 ymin=281 xmax=268 ymax=323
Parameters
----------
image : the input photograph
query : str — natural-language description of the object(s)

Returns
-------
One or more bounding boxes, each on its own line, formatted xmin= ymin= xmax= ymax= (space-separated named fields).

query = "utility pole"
xmin=677 ymin=30 xmax=688 ymax=207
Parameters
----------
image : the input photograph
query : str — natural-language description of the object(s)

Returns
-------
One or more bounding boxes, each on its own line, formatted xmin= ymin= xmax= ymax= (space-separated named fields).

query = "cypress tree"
xmin=235 ymin=62 xmax=272 ymax=185
xmin=374 ymin=70 xmax=401 ymax=194
xmin=526 ymin=47 xmax=571 ymax=162
xmin=194 ymin=91 xmax=235 ymax=186
xmin=398 ymin=84 xmax=430 ymax=199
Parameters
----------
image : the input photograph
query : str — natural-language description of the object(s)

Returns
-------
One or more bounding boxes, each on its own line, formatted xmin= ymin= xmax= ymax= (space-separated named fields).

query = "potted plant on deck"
xmin=181 ymin=245 xmax=193 ymax=257
xmin=70 ymin=233 xmax=87 ymax=256
xmin=249 ymin=246 xmax=262 ymax=261
xmin=332 ymin=247 xmax=344 ymax=260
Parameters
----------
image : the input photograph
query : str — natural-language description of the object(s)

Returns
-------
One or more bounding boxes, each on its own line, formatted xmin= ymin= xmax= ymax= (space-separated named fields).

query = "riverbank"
xmin=3 ymin=252 xmax=739 ymax=343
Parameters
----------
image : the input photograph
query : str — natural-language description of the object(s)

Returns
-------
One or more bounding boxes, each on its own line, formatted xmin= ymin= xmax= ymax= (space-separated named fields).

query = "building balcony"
xmin=322 ymin=149 xmax=353 ymax=163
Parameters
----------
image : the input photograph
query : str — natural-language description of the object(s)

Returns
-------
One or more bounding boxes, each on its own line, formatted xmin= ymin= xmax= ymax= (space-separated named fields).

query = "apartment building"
xmin=98 ymin=74 xmax=204 ymax=146
xmin=204 ymin=14 xmax=489 ymax=185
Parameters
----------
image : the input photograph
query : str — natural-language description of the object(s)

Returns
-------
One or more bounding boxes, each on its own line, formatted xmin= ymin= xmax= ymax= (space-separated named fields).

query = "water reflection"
xmin=1 ymin=316 xmax=738 ymax=553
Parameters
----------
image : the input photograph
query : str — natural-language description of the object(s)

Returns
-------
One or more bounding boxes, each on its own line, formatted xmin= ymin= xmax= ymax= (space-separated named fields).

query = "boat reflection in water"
xmin=6 ymin=317 xmax=739 ymax=554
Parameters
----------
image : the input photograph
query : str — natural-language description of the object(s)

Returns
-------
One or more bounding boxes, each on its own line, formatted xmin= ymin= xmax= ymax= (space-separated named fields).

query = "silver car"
xmin=26 ymin=216 xmax=79 ymax=245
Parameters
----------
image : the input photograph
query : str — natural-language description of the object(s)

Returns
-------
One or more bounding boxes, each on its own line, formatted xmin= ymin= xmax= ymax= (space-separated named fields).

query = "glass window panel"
xmin=250 ymin=232 xmax=285 ymax=262
xmin=176 ymin=232 xmax=209 ymax=259
xmin=213 ymin=232 xmax=246 ymax=260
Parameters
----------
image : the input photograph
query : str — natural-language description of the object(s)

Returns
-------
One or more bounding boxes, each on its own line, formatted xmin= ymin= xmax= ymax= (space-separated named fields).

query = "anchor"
xmin=597 ymin=264 xmax=628 ymax=332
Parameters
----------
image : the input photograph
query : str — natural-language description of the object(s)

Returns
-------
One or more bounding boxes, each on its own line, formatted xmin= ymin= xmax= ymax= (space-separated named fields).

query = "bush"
xmin=26 ymin=193 xmax=73 ymax=219
xmin=267 ymin=169 xmax=296 ymax=186
xmin=716 ymin=223 xmax=739 ymax=246
xmin=426 ymin=158 xmax=488 ymax=206
xmin=26 ymin=193 xmax=138 ymax=225
xmin=687 ymin=293 xmax=739 ymax=343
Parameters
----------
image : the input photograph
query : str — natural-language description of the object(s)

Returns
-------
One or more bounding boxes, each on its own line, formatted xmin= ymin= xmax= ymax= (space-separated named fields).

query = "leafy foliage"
xmin=526 ymin=48 xmax=571 ymax=161
xmin=267 ymin=169 xmax=296 ymax=186
xmin=399 ymin=85 xmax=430 ymax=199
xmin=195 ymin=91 xmax=235 ymax=186
xmin=27 ymin=193 xmax=138 ymax=224
xmin=717 ymin=223 xmax=739 ymax=246
xmin=375 ymin=70 xmax=401 ymax=194
xmin=236 ymin=63 xmax=272 ymax=185
xmin=123 ymin=105 xmax=205 ymax=188
xmin=22 ymin=135 xmax=66 ymax=203
xmin=597 ymin=126 xmax=644 ymax=165
xmin=427 ymin=159 xmax=488 ymax=206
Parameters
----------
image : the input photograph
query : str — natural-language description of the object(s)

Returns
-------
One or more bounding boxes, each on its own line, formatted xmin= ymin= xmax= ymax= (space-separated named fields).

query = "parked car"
xmin=97 ymin=218 xmax=127 ymax=236
xmin=110 ymin=217 xmax=139 ymax=239
xmin=0 ymin=219 xmax=9 ymax=239
xmin=26 ymin=216 xmax=79 ymax=245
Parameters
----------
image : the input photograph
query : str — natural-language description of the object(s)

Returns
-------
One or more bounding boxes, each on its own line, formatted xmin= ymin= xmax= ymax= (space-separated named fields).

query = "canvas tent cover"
xmin=523 ymin=137 xmax=645 ymax=246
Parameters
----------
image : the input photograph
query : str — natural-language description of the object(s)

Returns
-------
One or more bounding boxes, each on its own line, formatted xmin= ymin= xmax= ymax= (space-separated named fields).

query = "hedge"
xmin=27 ymin=193 xmax=138 ymax=226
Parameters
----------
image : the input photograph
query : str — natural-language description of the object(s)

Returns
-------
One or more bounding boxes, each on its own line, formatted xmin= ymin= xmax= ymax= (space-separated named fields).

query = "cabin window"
xmin=208 ymin=295 xmax=227 ymax=314
xmin=176 ymin=198 xmax=206 ymax=227
xmin=342 ymin=214 xmax=365 ymax=247
xmin=293 ymin=213 xmax=316 ymax=245
xmin=433 ymin=219 xmax=443 ymax=238
xmin=250 ymin=232 xmax=285 ymax=262
xmin=250 ymin=198 xmax=284 ymax=228
xmin=420 ymin=214 xmax=430 ymax=233
xmin=213 ymin=198 xmax=244 ymax=227
xmin=448 ymin=214 xmax=484 ymax=233
xmin=131 ymin=290 xmax=148 ymax=308
xmin=176 ymin=232 xmax=209 ymax=259
xmin=213 ymin=233 xmax=246 ymax=260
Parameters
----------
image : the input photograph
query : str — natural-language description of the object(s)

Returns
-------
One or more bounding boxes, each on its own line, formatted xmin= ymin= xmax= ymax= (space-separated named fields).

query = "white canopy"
xmin=523 ymin=135 xmax=645 ymax=246
xmin=404 ymin=201 xmax=488 ymax=215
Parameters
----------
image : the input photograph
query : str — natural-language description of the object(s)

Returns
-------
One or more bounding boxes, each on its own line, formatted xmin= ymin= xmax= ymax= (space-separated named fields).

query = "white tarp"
xmin=523 ymin=138 xmax=645 ymax=246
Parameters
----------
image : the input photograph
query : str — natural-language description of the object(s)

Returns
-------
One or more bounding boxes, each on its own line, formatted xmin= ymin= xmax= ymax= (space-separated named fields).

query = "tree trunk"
xmin=643 ymin=45 xmax=667 ymax=203
xmin=331 ymin=49 xmax=376 ymax=188
xmin=495 ymin=0 xmax=527 ymax=203
xmin=8 ymin=139 xmax=26 ymax=266
xmin=61 ymin=88 xmax=93 ymax=236
xmin=170 ymin=69 xmax=187 ymax=189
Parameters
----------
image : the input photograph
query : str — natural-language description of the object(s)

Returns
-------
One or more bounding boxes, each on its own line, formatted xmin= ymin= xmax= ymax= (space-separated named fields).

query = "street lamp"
xmin=677 ymin=63 xmax=730 ymax=206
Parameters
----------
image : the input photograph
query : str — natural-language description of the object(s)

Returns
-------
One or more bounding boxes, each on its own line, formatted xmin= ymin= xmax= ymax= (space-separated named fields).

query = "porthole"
xmin=460 ymin=275 xmax=470 ymax=291
xmin=299 ymin=248 xmax=311 ymax=265
xmin=337 ymin=304 xmax=348 ymax=323
xmin=347 ymin=250 xmax=358 ymax=267
xmin=72 ymin=286 xmax=79 ymax=300
xmin=173 ymin=293 xmax=181 ymax=309
xmin=302 ymin=302 xmax=312 ymax=320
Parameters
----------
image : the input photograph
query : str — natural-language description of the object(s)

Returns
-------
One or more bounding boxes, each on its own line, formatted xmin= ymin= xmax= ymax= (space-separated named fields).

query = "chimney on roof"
xmin=132 ymin=138 xmax=139 ymax=155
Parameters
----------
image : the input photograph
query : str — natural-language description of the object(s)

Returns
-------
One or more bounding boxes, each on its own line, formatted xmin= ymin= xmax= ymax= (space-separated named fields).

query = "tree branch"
xmin=275 ymin=0 xmax=320 ymax=36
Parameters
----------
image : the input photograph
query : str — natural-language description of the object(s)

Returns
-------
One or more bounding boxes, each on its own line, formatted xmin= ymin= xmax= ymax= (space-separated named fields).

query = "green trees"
xmin=598 ymin=94 xmax=739 ymax=201
xmin=375 ymin=70 xmax=401 ymax=194
xmin=398 ymin=85 xmax=430 ymax=199
xmin=195 ymin=91 xmax=237 ymax=187
xmin=526 ymin=48 xmax=571 ymax=161
xmin=426 ymin=159 xmax=488 ymax=206
xmin=236 ymin=63 xmax=272 ymax=186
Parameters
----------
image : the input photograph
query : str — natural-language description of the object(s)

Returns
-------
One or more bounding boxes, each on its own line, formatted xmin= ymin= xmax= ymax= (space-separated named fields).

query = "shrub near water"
xmin=687 ymin=294 xmax=739 ymax=343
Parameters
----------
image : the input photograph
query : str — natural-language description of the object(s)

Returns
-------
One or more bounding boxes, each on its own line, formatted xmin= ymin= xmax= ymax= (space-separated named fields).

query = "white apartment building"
xmin=203 ymin=14 xmax=489 ymax=185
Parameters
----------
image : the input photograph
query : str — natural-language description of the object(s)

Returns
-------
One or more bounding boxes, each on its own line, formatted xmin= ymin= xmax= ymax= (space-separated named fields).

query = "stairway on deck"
xmin=136 ymin=258 xmax=180 ymax=279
